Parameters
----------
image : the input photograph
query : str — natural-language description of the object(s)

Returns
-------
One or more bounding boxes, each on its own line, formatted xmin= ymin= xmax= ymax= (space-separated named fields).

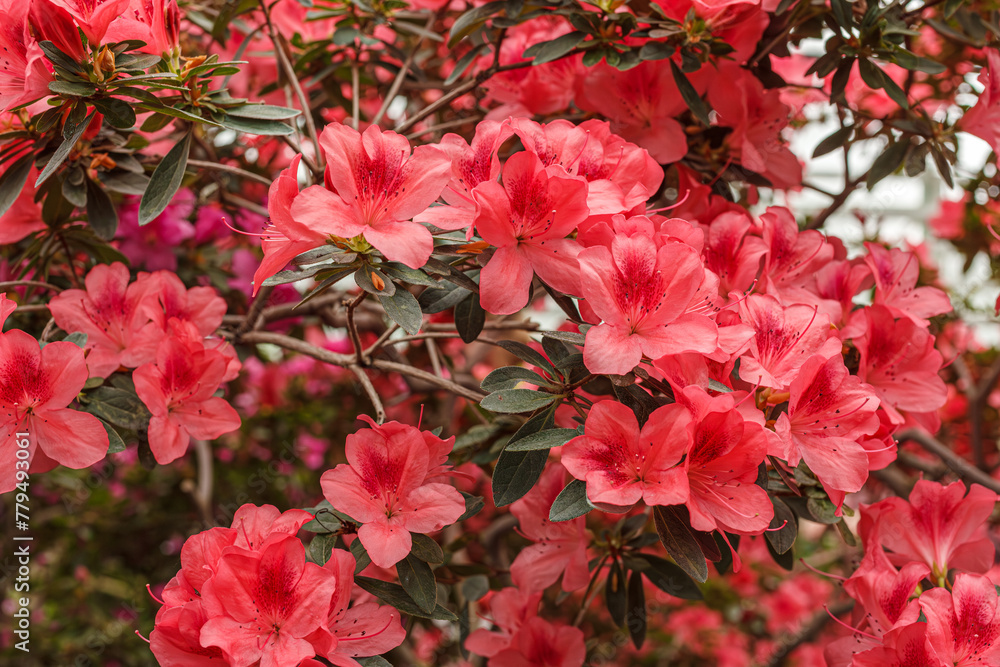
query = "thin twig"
xmin=259 ymin=0 xmax=324 ymax=169
xmin=280 ymin=134 xmax=321 ymax=176
xmin=346 ymin=292 xmax=367 ymax=364
xmin=222 ymin=193 xmax=270 ymax=218
xmin=372 ymin=12 xmax=437 ymax=127
xmin=762 ymin=600 xmax=854 ymax=667
xmin=896 ymin=429 xmax=1000 ymax=494
xmin=426 ymin=337 xmax=444 ymax=378
xmin=0 ymin=280 xmax=63 ymax=293
xmin=804 ymin=176 xmax=864 ymax=230
xmin=238 ymin=285 xmax=274 ymax=334
xmin=351 ymin=63 xmax=361 ymax=130
xmin=349 ymin=364 xmax=386 ymax=424
xmin=187 ymin=439 xmax=214 ymax=525
xmin=187 ymin=159 xmax=274 ymax=187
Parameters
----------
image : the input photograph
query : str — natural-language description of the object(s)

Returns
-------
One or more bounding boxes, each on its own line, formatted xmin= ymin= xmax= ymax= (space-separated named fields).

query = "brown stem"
xmin=346 ymin=292 xmax=368 ymax=365
xmin=803 ymin=176 xmax=864 ymax=230
xmin=349 ymin=364 xmax=386 ymax=424
xmin=238 ymin=285 xmax=274 ymax=334
xmin=896 ymin=429 xmax=1000 ymax=494
xmin=762 ymin=600 xmax=854 ymax=667
xmin=187 ymin=159 xmax=274 ymax=187
xmin=372 ymin=12 xmax=438 ymax=127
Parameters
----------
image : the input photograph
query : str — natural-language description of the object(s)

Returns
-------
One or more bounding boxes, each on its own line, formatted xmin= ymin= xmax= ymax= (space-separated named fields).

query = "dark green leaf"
xmin=351 ymin=538 xmax=372 ymax=574
xmin=893 ymin=49 xmax=946 ymax=74
xmin=48 ymin=81 xmax=97 ymax=97
xmin=492 ymin=448 xmax=548 ymax=506
xmin=813 ymin=126 xmax=853 ymax=158
xmin=397 ymin=553 xmax=437 ymax=613
xmin=448 ymin=1 xmax=505 ymax=47
xmin=444 ymin=44 xmax=489 ymax=85
xmin=38 ymin=40 xmax=84 ymax=73
xmin=929 ymin=144 xmax=954 ymax=188
xmin=114 ymin=53 xmax=163 ymax=71
xmin=652 ymin=505 xmax=708 ymax=583
xmin=606 ymin=560 xmax=627 ymax=627
xmin=226 ymin=104 xmax=301 ymax=120
xmin=62 ymin=332 xmax=88 ymax=348
xmin=410 ymin=534 xmax=445 ymax=564
xmin=458 ymin=493 xmax=485 ymax=521
xmin=496 ymin=340 xmax=555 ymax=375
xmin=36 ymin=111 xmax=95 ymax=187
xmin=356 ymin=266 xmax=396 ymax=296
xmin=480 ymin=388 xmax=559 ymax=414
xmin=139 ymin=132 xmax=190 ymax=225
xmin=866 ymin=138 xmax=909 ymax=188
xmin=90 ymin=98 xmax=136 ymax=129
xmin=549 ymin=479 xmax=594 ymax=522
xmin=504 ymin=428 xmax=577 ymax=452
xmin=806 ymin=496 xmax=841 ymax=524
xmin=0 ymin=154 xmax=33 ymax=218
xmin=418 ymin=281 xmax=469 ymax=314
xmin=99 ymin=170 xmax=150 ymax=195
xmin=356 ymin=576 xmax=458 ymax=621
xmin=79 ymin=386 xmax=151 ymax=431
xmin=308 ymin=534 xmax=337 ymax=565
xmin=638 ymin=41 xmax=674 ymax=61
xmin=766 ymin=534 xmax=795 ymax=570
xmin=356 ymin=656 xmax=392 ymax=667
xmin=481 ymin=366 xmax=552 ymax=392
xmin=765 ymin=496 xmax=798 ymax=554
xmin=669 ymin=60 xmax=710 ymax=126
xmin=635 ymin=553 xmax=703 ymax=600
xmin=99 ymin=418 xmax=126 ymax=454
xmin=378 ymin=288 xmax=422 ymax=335
xmin=218 ymin=115 xmax=294 ymax=136
xmin=461 ymin=574 xmax=490 ymax=602
xmin=540 ymin=330 xmax=586 ymax=346
xmin=454 ymin=292 xmax=485 ymax=343
xmin=62 ymin=174 xmax=87 ymax=208
xmin=626 ymin=570 xmax=646 ymax=649
xmin=523 ymin=31 xmax=586 ymax=65
xmin=830 ymin=58 xmax=854 ymax=103
xmin=85 ymin=178 xmax=119 ymax=240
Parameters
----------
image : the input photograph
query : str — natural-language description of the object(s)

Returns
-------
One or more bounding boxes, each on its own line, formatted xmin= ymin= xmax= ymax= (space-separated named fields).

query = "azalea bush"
xmin=1 ymin=0 xmax=1000 ymax=664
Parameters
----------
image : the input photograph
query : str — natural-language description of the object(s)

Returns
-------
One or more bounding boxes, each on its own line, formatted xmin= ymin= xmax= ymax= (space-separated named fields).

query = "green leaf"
xmin=707 ymin=379 xmax=732 ymax=393
xmin=444 ymin=44 xmax=490 ymax=85
xmin=495 ymin=340 xmax=555 ymax=375
xmin=36 ymin=111 xmax=95 ymax=187
xmin=461 ymin=574 xmax=490 ymax=602
xmin=418 ymin=281 xmax=469 ymax=314
xmin=99 ymin=170 xmax=150 ymax=196
xmin=99 ymin=417 xmax=127 ymax=454
xmin=812 ymin=126 xmax=853 ymax=158
xmin=638 ymin=41 xmax=674 ymax=61
xmin=480 ymin=388 xmax=559 ymax=414
xmin=866 ymin=138 xmax=910 ymax=188
xmin=226 ymin=104 xmax=301 ymax=120
xmin=356 ymin=266 xmax=396 ymax=296
xmin=85 ymin=178 xmax=119 ymax=240
xmin=626 ymin=570 xmax=646 ymax=649
xmin=634 ymin=554 xmax=703 ymax=600
xmin=139 ymin=132 xmax=190 ymax=225
xmin=549 ymin=479 xmax=594 ymax=522
xmin=458 ymin=493 xmax=485 ymax=521
xmin=48 ymin=81 xmax=97 ymax=97
xmin=410 ymin=534 xmax=445 ymax=564
xmin=114 ymin=53 xmax=163 ymax=71
xmin=765 ymin=496 xmax=798 ymax=554
xmin=79 ymin=386 xmax=152 ymax=431
xmin=91 ymin=98 xmax=137 ymax=129
xmin=893 ymin=49 xmax=946 ymax=74
xmin=540 ymin=330 xmax=586 ymax=346
xmin=504 ymin=428 xmax=577 ymax=452
xmin=492 ymin=448 xmax=548 ymax=506
xmin=829 ymin=58 xmax=854 ymax=103
xmin=606 ymin=560 xmax=627 ymax=627
xmin=766 ymin=534 xmax=795 ymax=570
xmin=351 ymin=538 xmax=372 ymax=574
xmin=652 ymin=505 xmax=708 ymax=583
xmin=454 ymin=292 xmax=486 ymax=344
xmin=356 ymin=657 xmax=392 ymax=667
xmin=523 ymin=31 xmax=586 ymax=65
xmin=670 ymin=60 xmax=710 ymax=125
xmin=448 ymin=0 xmax=505 ymax=47
xmin=378 ymin=288 xmax=422 ymax=335
xmin=39 ymin=41 xmax=84 ymax=73
xmin=308 ymin=533 xmax=337 ymax=566
xmin=0 ymin=154 xmax=34 ymax=219
xmin=355 ymin=576 xmax=458 ymax=621
xmin=397 ymin=553 xmax=437 ymax=613
xmin=480 ymin=366 xmax=551 ymax=391
xmin=806 ymin=496 xmax=841 ymax=524
xmin=218 ymin=115 xmax=294 ymax=136
xmin=62 ymin=332 xmax=88 ymax=348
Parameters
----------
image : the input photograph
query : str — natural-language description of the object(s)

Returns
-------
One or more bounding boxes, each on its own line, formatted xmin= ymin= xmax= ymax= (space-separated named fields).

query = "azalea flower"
xmin=861 ymin=479 xmax=997 ymax=579
xmin=561 ymin=400 xmax=692 ymax=511
xmin=918 ymin=573 xmax=1000 ymax=666
xmin=0 ymin=294 xmax=109 ymax=493
xmin=509 ymin=463 xmax=590 ymax=593
xmin=863 ymin=243 xmax=952 ymax=326
xmin=199 ymin=535 xmax=339 ymax=667
xmin=47 ymin=262 xmax=160 ymax=378
xmin=960 ymin=49 xmax=1000 ymax=161
xmin=737 ymin=294 xmax=842 ymax=390
xmin=474 ymin=150 xmax=589 ymax=314
xmin=289 ymin=122 xmax=452 ymax=270
xmin=50 ymin=0 xmax=130 ymax=43
xmin=319 ymin=417 xmax=466 ymax=568
xmin=578 ymin=233 xmax=718 ymax=375
xmin=774 ymin=354 xmax=880 ymax=504
xmin=133 ymin=321 xmax=241 ymax=464
xmin=677 ymin=385 xmax=772 ymax=534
